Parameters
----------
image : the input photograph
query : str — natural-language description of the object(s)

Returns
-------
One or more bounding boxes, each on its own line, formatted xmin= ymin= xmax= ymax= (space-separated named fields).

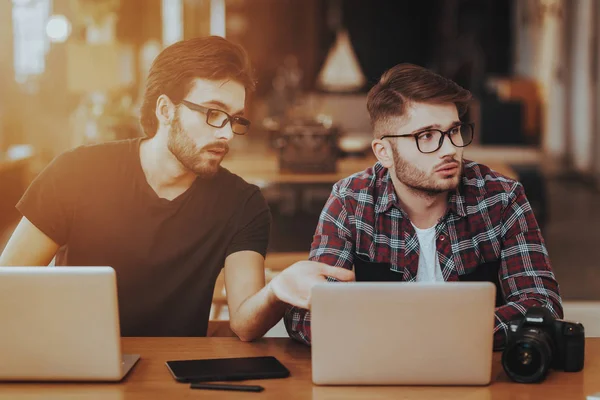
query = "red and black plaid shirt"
xmin=284 ymin=160 xmax=563 ymax=349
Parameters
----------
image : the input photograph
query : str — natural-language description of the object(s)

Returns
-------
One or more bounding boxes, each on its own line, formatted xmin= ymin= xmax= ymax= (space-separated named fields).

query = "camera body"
xmin=502 ymin=306 xmax=585 ymax=383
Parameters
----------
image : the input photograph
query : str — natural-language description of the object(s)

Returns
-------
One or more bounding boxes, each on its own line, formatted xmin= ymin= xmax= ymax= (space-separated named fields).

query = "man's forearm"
xmin=493 ymin=296 xmax=563 ymax=350
xmin=229 ymin=282 xmax=288 ymax=342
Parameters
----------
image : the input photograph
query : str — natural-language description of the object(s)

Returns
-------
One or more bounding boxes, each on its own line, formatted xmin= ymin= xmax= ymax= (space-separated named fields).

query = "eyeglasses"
xmin=180 ymin=100 xmax=251 ymax=135
xmin=380 ymin=122 xmax=474 ymax=154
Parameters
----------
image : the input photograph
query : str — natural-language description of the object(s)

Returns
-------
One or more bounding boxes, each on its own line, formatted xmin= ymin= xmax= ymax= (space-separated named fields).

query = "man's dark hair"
xmin=140 ymin=36 xmax=256 ymax=137
xmin=367 ymin=63 xmax=472 ymax=137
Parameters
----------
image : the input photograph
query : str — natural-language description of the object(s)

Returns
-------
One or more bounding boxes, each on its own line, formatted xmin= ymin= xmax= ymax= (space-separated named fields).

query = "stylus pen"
xmin=190 ymin=382 xmax=265 ymax=392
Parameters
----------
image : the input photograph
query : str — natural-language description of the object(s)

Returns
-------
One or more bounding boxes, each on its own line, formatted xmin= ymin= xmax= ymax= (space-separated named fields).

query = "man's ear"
xmin=155 ymin=95 xmax=175 ymax=126
xmin=372 ymin=138 xmax=394 ymax=169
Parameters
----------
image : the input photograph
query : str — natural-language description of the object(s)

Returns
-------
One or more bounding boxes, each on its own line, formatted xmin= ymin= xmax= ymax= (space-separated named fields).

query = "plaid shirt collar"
xmin=373 ymin=161 xmax=468 ymax=218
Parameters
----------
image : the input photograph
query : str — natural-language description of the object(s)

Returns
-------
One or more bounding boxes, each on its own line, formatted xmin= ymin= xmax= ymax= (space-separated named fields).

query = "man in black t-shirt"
xmin=0 ymin=37 xmax=353 ymax=339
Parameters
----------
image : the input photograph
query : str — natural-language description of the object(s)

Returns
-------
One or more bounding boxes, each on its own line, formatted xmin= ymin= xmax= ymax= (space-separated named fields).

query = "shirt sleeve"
xmin=15 ymin=149 xmax=81 ymax=246
xmin=284 ymin=183 xmax=355 ymax=345
xmin=494 ymin=182 xmax=563 ymax=349
xmin=225 ymin=187 xmax=271 ymax=258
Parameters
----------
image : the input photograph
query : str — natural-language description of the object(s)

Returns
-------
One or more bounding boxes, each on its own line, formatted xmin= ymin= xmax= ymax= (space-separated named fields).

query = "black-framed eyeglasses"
xmin=380 ymin=122 xmax=474 ymax=154
xmin=180 ymin=100 xmax=251 ymax=135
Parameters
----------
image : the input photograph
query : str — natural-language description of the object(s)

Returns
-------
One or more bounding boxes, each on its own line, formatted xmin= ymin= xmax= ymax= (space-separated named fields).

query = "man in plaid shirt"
xmin=276 ymin=63 xmax=563 ymax=350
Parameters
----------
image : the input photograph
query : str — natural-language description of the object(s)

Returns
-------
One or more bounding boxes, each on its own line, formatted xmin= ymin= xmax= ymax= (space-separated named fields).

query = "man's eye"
xmin=418 ymin=131 xmax=436 ymax=141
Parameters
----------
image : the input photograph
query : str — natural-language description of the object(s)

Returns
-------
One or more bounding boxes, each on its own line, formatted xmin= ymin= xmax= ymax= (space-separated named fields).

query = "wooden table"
xmin=1 ymin=337 xmax=599 ymax=399
xmin=223 ymin=147 xmax=518 ymax=186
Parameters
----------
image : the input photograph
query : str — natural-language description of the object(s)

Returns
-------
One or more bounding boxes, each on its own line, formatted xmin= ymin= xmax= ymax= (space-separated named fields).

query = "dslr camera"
xmin=502 ymin=306 xmax=585 ymax=383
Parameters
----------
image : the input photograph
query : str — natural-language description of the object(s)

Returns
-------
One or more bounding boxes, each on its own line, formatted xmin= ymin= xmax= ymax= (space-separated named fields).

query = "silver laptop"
xmin=0 ymin=266 xmax=140 ymax=381
xmin=311 ymin=281 xmax=496 ymax=385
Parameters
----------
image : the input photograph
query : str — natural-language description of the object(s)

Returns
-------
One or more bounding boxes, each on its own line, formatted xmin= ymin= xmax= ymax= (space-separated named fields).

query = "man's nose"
xmin=438 ymin=133 xmax=457 ymax=158
xmin=214 ymin=122 xmax=234 ymax=141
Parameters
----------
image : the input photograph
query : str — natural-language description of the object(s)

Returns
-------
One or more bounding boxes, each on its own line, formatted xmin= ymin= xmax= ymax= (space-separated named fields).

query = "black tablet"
xmin=165 ymin=356 xmax=290 ymax=383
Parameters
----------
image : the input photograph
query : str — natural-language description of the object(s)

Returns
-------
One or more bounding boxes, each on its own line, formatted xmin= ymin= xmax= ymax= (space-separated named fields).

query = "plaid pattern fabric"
xmin=284 ymin=160 xmax=563 ymax=350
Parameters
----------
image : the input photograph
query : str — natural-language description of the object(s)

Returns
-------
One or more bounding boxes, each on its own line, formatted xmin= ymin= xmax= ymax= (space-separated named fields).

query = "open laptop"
xmin=0 ymin=266 xmax=140 ymax=381
xmin=311 ymin=281 xmax=496 ymax=385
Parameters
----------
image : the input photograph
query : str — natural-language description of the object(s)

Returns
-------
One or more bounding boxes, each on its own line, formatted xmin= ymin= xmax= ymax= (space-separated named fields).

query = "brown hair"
xmin=366 ymin=63 xmax=472 ymax=137
xmin=140 ymin=36 xmax=256 ymax=137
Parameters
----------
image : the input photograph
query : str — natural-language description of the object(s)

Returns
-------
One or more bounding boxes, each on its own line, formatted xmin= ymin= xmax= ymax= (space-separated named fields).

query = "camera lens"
xmin=502 ymin=328 xmax=553 ymax=383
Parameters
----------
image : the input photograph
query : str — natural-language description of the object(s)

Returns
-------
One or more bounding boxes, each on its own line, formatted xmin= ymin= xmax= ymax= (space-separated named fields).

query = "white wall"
xmin=595 ymin=2 xmax=600 ymax=183
xmin=513 ymin=0 xmax=568 ymax=161
xmin=513 ymin=0 xmax=542 ymax=79
xmin=569 ymin=0 xmax=595 ymax=174
xmin=539 ymin=0 xmax=568 ymax=159
xmin=514 ymin=0 xmax=600 ymax=177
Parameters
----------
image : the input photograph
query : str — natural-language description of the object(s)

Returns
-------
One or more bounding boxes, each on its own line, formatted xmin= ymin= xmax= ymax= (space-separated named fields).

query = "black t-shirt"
xmin=17 ymin=138 xmax=271 ymax=337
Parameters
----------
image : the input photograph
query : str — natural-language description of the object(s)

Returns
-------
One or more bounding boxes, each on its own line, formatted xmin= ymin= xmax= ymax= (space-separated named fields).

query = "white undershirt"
xmin=412 ymin=224 xmax=445 ymax=282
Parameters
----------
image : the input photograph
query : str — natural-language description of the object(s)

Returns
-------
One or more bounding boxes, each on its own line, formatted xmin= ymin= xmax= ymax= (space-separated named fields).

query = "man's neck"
xmin=139 ymin=135 xmax=196 ymax=200
xmin=391 ymin=176 xmax=449 ymax=229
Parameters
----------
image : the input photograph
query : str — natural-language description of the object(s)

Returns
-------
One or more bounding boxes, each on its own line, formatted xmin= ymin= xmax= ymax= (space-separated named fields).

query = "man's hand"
xmin=269 ymin=261 xmax=355 ymax=310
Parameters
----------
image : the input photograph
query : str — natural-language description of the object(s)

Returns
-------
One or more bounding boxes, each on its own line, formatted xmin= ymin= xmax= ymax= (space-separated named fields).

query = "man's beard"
xmin=391 ymin=143 xmax=462 ymax=197
xmin=167 ymin=113 xmax=229 ymax=178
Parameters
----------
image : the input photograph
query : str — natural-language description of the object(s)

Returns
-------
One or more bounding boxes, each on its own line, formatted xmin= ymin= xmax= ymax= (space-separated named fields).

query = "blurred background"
xmin=0 ymin=0 xmax=598 ymax=325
